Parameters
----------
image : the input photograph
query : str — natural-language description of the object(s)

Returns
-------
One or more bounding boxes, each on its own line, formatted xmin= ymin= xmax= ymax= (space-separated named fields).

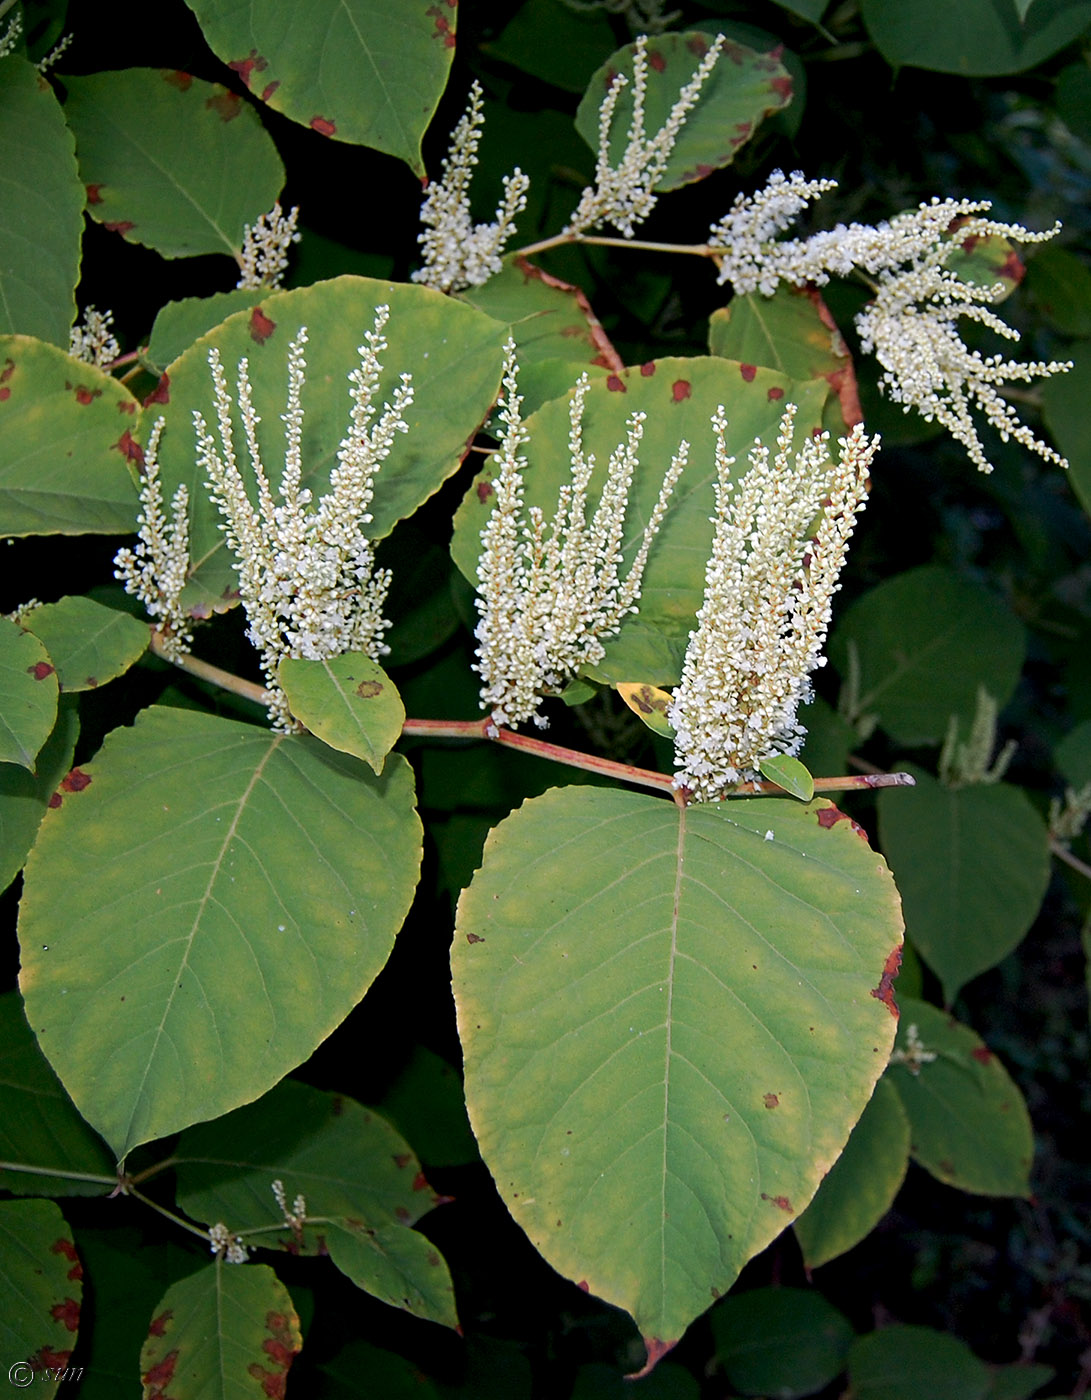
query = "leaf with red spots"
xmin=143 ymin=289 xmax=269 ymax=376
xmin=0 ymin=55 xmax=83 ymax=347
xmin=574 ymin=33 xmax=792 ymax=195
xmin=139 ymin=1263 xmax=301 ymax=1400
xmin=278 ymin=652 xmax=405 ymax=773
xmin=324 ymin=1220 xmax=458 ymax=1328
xmin=0 ymin=1198 xmax=83 ymax=1392
xmin=186 ymin=0 xmax=456 ymax=177
xmin=0 ymin=334 xmax=139 ymax=537
xmin=24 ymin=595 xmax=149 ymax=695
xmin=0 ymin=700 xmax=79 ymax=900
xmin=886 ymin=999 xmax=1033 ymax=1197
xmin=452 ymin=786 xmax=902 ymax=1360
xmin=0 ymin=616 xmax=58 ymax=770
xmin=63 ymin=68 xmax=284 ymax=259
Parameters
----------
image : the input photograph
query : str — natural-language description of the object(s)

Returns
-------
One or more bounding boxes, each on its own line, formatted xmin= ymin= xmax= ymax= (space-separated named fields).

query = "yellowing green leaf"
xmin=25 ymin=596 xmax=148 ymax=693
xmin=0 ymin=617 xmax=58 ymax=770
xmin=759 ymin=754 xmax=815 ymax=801
xmin=278 ymin=653 xmax=404 ymax=773
xmin=616 ymin=682 xmax=674 ymax=738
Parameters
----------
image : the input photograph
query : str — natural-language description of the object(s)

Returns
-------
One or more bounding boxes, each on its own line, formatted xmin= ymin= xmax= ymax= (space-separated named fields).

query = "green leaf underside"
xmin=711 ymin=1285 xmax=854 ymax=1398
xmin=143 ymin=289 xmax=270 ymax=375
xmin=139 ymin=1262 xmax=300 ymax=1399
xmin=18 ymin=706 xmax=422 ymax=1158
xmin=860 ymin=0 xmax=1091 ymax=77
xmin=0 ymin=697 xmax=79 ymax=896
xmin=63 ymin=68 xmax=284 ymax=260
xmin=793 ymin=1076 xmax=910 ymax=1269
xmin=1042 ymin=353 xmax=1091 ymax=517
xmin=453 ymin=786 xmax=903 ymax=1348
xmin=575 ymin=34 xmax=792 ymax=194
xmin=759 ymin=754 xmax=815 ymax=801
xmin=848 ymin=1323 xmax=990 ymax=1400
xmin=0 ymin=57 xmax=83 ymax=346
xmin=887 ymin=999 xmax=1033 ymax=1196
xmin=278 ymin=654 xmax=405 ymax=773
xmin=147 ymin=275 xmax=506 ymax=615
xmin=325 ymin=1221 xmax=458 ymax=1328
xmin=0 ymin=990 xmax=115 ymax=1196
xmin=186 ymin=0 xmax=456 ymax=176
xmin=0 ymin=1198 xmax=81 ymax=1391
xmin=25 ymin=596 xmax=149 ymax=693
xmin=450 ymin=358 xmax=832 ymax=687
xmin=0 ymin=335 xmax=140 ymax=537
xmin=829 ymin=565 xmax=1025 ymax=745
xmin=878 ymin=770 xmax=1050 ymax=1003
xmin=0 ymin=618 xmax=58 ymax=770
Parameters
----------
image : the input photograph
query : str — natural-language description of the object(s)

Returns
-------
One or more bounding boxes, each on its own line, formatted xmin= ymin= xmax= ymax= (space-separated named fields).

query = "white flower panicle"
xmin=711 ymin=172 xmax=1070 ymax=473
xmin=670 ymin=405 xmax=877 ymax=802
xmin=567 ymin=33 xmax=725 ymax=239
xmin=561 ymin=0 xmax=682 ymax=35
xmin=475 ymin=345 xmax=687 ymax=729
xmin=237 ymin=202 xmax=301 ymax=290
xmin=114 ymin=419 xmax=193 ymax=661
xmin=69 ymin=305 xmax=120 ymax=367
xmin=0 ymin=9 xmax=21 ymax=58
xmin=37 ymin=31 xmax=73 ymax=73
xmin=194 ymin=307 xmax=413 ymax=728
xmin=414 ymin=81 xmax=530 ymax=293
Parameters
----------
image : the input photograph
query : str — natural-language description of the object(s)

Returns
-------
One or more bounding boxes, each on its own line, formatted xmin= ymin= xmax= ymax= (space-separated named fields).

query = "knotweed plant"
xmin=670 ymin=405 xmax=878 ymax=802
xmin=475 ymin=346 xmax=687 ymax=729
xmin=236 ymin=201 xmax=301 ymax=290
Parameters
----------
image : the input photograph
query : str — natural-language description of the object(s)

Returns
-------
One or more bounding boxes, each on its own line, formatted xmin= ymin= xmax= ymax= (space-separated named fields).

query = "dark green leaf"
xmin=144 ymin=290 xmax=270 ymax=375
xmin=485 ymin=0 xmax=618 ymax=93
xmin=1042 ymin=351 xmax=1091 ymax=517
xmin=1026 ymin=245 xmax=1091 ymax=336
xmin=24 ymin=596 xmax=148 ymax=692
xmin=758 ymin=755 xmax=814 ymax=801
xmin=848 ymin=1323 xmax=989 ymax=1400
xmin=0 ymin=696 xmax=78 ymax=894
xmin=860 ymin=0 xmax=1091 ymax=76
xmin=375 ymin=1046 xmax=480 ymax=1169
xmin=0 ymin=1199 xmax=82 ymax=1392
xmin=0 ymin=616 xmax=57 ymax=769
xmin=710 ymin=1286 xmax=854 ymax=1398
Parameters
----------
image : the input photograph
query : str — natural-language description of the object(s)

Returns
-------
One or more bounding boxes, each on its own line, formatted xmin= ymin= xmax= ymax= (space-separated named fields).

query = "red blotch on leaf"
xmin=261 ymin=82 xmax=280 ymax=102
xmin=763 ymin=1092 xmax=779 ymax=1109
xmin=1 ymin=358 xmax=13 ymax=384
xmin=816 ymin=804 xmax=868 ymax=839
xmin=871 ymin=946 xmax=903 ymax=1018
xmin=772 ymin=75 xmax=792 ymax=101
xmin=466 ymin=931 xmax=485 ymax=944
xmin=103 ymin=221 xmax=135 ymax=235
xmin=74 ymin=385 xmax=101 ymax=405
xmin=162 ymin=70 xmax=192 ymax=90
xmin=61 ymin=769 xmax=92 ymax=793
xmin=0 ymin=388 xmax=10 ymax=402
xmin=227 ymin=50 xmax=267 ymax=89
xmin=309 ymin=115 xmax=337 ymax=136
xmin=476 ymin=481 xmax=494 ymax=503
xmin=113 ymin=429 xmax=144 ymax=466
xmin=117 ymin=399 xmax=136 ymax=415
xmin=51 ymin=1298 xmax=81 ymax=1332
xmin=426 ymin=5 xmax=457 ymax=46
xmin=206 ymin=91 xmax=242 ymax=122
xmin=29 ymin=1349 xmax=71 ymax=1373
xmin=28 ymin=662 xmax=55 ymax=681
xmin=648 ymin=49 xmax=666 ymax=72
xmin=395 ymin=1205 xmax=411 ymax=1222
xmin=761 ymin=1192 xmax=794 ymax=1212
xmin=640 ymin=361 xmax=656 ymax=376
xmin=48 ymin=793 xmax=62 ymax=809
xmin=740 ymin=363 xmax=757 ymax=382
xmin=50 ymin=1237 xmax=79 ymax=1264
xmin=85 ymin=183 xmax=103 ymax=205
xmin=148 ymin=1310 xmax=172 ymax=1337
xmin=577 ymin=1280 xmax=590 ymax=1292
xmin=142 ymin=1349 xmax=178 ymax=1394
xmin=1000 ymin=249 xmax=1026 ymax=284
xmin=393 ymin=1152 xmax=411 ymax=1168
xmin=412 ymin=1171 xmax=430 ymax=1192
xmin=249 ymin=308 xmax=276 ymax=344
xmin=606 ymin=374 xmax=626 ymax=392
xmin=971 ymin=1045 xmax=995 ymax=1064
xmin=686 ymin=35 xmax=708 ymax=56
xmin=628 ymin=1338 xmax=678 ymax=1380
xmin=671 ymin=379 xmax=691 ymax=402
xmin=767 ymin=385 xmax=785 ymax=401
xmin=143 ymin=374 xmax=170 ymax=407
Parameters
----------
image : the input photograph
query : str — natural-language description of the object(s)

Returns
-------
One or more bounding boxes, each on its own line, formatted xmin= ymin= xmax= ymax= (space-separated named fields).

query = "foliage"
xmin=0 ymin=0 xmax=1088 ymax=1395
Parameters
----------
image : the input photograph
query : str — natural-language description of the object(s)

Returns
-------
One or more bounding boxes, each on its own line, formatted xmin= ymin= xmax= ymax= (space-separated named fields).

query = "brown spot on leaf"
xmin=249 ymin=308 xmax=276 ymax=344
xmin=466 ymin=932 xmax=485 ymax=944
xmin=142 ymin=1348 xmax=178 ymax=1394
xmin=763 ymin=1092 xmax=779 ymax=1109
xmin=0 ymin=387 xmax=9 ymax=402
xmin=871 ymin=946 xmax=902 ymax=1018
xmin=771 ymin=74 xmax=792 ymax=101
xmin=61 ymin=769 xmax=92 ymax=793
xmin=143 ymin=373 xmax=170 ymax=407
xmin=29 ymin=1348 xmax=71 ymax=1373
xmin=309 ymin=115 xmax=337 ymax=135
xmin=0 ymin=358 xmax=13 ymax=384
xmin=206 ymin=90 xmax=242 ymax=122
xmin=412 ymin=1171 xmax=430 ymax=1192
xmin=577 ymin=1280 xmax=590 ymax=1292
xmin=648 ymin=49 xmax=666 ymax=72
xmin=476 ymin=480 xmax=494 ymax=503
xmin=671 ymin=379 xmax=691 ymax=402
xmin=767 ymin=385 xmax=785 ymax=401
xmin=117 ymin=399 xmax=136 ymax=415
xmin=162 ymin=70 xmax=192 ymax=90
xmin=48 ymin=793 xmax=62 ymax=809
xmin=740 ymin=363 xmax=757 ymax=382
xmin=395 ymin=1205 xmax=411 ymax=1222
xmin=687 ymin=34 xmax=708 ymax=56
xmin=28 ymin=662 xmax=55 ymax=681
xmin=103 ymin=221 xmax=135 ymax=235
xmin=640 ymin=361 xmax=656 ymax=376
xmin=50 ymin=1297 xmax=80 ymax=1332
xmin=227 ymin=50 xmax=267 ymax=88
xmin=393 ymin=1152 xmax=411 ymax=1168
xmin=261 ymin=82 xmax=280 ymax=101
xmin=971 ymin=1046 xmax=994 ymax=1064
xmin=50 ymin=1238 xmax=80 ymax=1267
xmin=761 ymin=1192 xmax=794 ymax=1212
xmin=628 ymin=1338 xmax=678 ymax=1380
xmin=113 ymin=429 xmax=145 ymax=467
xmin=85 ymin=183 xmax=103 ymax=205
xmin=148 ymin=1310 xmax=172 ymax=1337
xmin=355 ymin=679 xmax=382 ymax=699
xmin=606 ymin=374 xmax=626 ymax=392
xmin=426 ymin=4 xmax=457 ymax=46
xmin=816 ymin=804 xmax=868 ymax=839
xmin=74 ymin=384 xmax=101 ymax=405
xmin=999 ymin=249 xmax=1025 ymax=284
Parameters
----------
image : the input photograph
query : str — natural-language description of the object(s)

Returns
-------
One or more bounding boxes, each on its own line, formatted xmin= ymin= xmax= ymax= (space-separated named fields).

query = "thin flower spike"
xmin=414 ymin=81 xmax=530 ymax=293
xmin=69 ymin=305 xmax=120 ymax=367
xmin=236 ymin=202 xmax=301 ymax=290
xmin=114 ymin=418 xmax=193 ymax=661
xmin=475 ymin=345 xmax=687 ymax=729
xmin=194 ymin=308 xmax=413 ymax=729
xmin=670 ymin=406 xmax=878 ymax=802
xmin=566 ymin=32 xmax=725 ymax=238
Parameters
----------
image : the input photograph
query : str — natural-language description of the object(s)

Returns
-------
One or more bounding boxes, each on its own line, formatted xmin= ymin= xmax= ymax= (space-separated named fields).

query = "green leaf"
xmin=793 ymin=1077 xmax=910 ymax=1270
xmin=0 ymin=696 xmax=78 ymax=895
xmin=985 ymin=1366 xmax=1057 ymax=1400
xmin=19 ymin=706 xmax=423 ymax=1158
xmin=877 ymin=769 xmax=1050 ymax=1003
xmin=452 ymin=786 xmax=903 ymax=1354
xmin=375 ymin=1046 xmax=479 ymax=1169
xmin=860 ymin=0 xmax=1091 ymax=76
xmin=886 ymin=999 xmax=1034 ymax=1196
xmin=185 ymin=0 xmax=456 ymax=177
xmin=148 ymin=275 xmax=506 ymax=616
xmin=1042 ymin=352 xmax=1091 ymax=517
xmin=63 ymin=68 xmax=284 ymax=260
xmin=319 ymin=1339 xmax=444 ymax=1400
xmin=139 ymin=1262 xmax=301 ymax=1399
xmin=709 ymin=286 xmax=863 ymax=431
xmin=0 ymin=1199 xmax=82 ymax=1390
xmin=451 ymin=359 xmax=832 ymax=688
xmin=278 ymin=653 xmax=404 ymax=774
xmin=143 ymin=290 xmax=270 ymax=376
xmin=771 ymin=0 xmax=829 ymax=19
xmin=0 ymin=56 xmax=82 ymax=346
xmin=0 ymin=989 xmax=116 ymax=1197
xmin=1028 ymin=246 xmax=1091 ymax=336
xmin=0 ymin=616 xmax=58 ymax=769
xmin=1055 ymin=717 xmax=1091 ymax=785
xmin=485 ymin=0 xmax=618 ymax=93
xmin=325 ymin=1221 xmax=458 ymax=1329
xmin=24 ymin=596 xmax=148 ymax=693
xmin=828 ymin=566 xmax=1025 ymax=746
xmin=710 ymin=1286 xmax=855 ymax=1398
xmin=575 ymin=34 xmax=792 ymax=194
xmin=1055 ymin=61 xmax=1091 ymax=142
xmin=758 ymin=755 xmax=814 ymax=802
xmin=0 ymin=335 xmax=140 ymax=536
xmin=848 ymin=1323 xmax=990 ymax=1400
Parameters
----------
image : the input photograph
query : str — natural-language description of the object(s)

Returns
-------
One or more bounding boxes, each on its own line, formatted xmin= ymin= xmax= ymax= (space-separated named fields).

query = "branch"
xmin=513 ymin=230 xmax=716 ymax=261
xmin=1050 ymin=837 xmax=1091 ymax=882
xmin=148 ymin=629 xmax=270 ymax=708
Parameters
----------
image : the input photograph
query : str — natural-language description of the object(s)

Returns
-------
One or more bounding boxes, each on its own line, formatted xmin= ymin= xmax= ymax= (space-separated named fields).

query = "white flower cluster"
xmin=114 ymin=420 xmax=193 ymax=661
xmin=475 ymin=346 xmax=687 ymax=729
xmin=414 ymin=81 xmax=529 ymax=294
xmin=194 ymin=307 xmax=412 ymax=728
xmin=560 ymin=0 xmax=682 ymax=35
xmin=0 ymin=8 xmax=21 ymax=58
xmin=937 ymin=686 xmax=1015 ymax=788
xmin=271 ymin=1178 xmax=307 ymax=1233
xmin=68 ymin=305 xmax=120 ymax=367
xmin=567 ymin=33 xmax=725 ymax=239
xmin=237 ymin=201 xmax=301 ymax=290
xmin=888 ymin=1023 xmax=938 ymax=1076
xmin=711 ymin=173 xmax=1070 ymax=474
xmin=208 ymin=1221 xmax=249 ymax=1263
xmin=670 ymin=405 xmax=878 ymax=802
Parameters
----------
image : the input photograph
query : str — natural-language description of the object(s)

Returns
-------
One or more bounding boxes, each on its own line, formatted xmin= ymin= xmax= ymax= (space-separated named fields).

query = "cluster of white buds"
xmin=475 ymin=344 xmax=687 ymax=729
xmin=414 ymin=81 xmax=530 ymax=294
xmin=208 ymin=1221 xmax=249 ymax=1263
xmin=36 ymin=31 xmax=72 ymax=73
xmin=114 ymin=420 xmax=193 ymax=661
xmin=0 ymin=7 xmax=21 ymax=58
xmin=236 ymin=202 xmax=301 ymax=290
xmin=888 ymin=1023 xmax=938 ymax=1076
xmin=711 ymin=173 xmax=1070 ymax=474
xmin=195 ymin=307 xmax=412 ymax=729
xmin=271 ymin=1179 xmax=307 ymax=1234
xmin=938 ymin=686 xmax=1016 ymax=788
xmin=1049 ymin=780 xmax=1091 ymax=845
xmin=561 ymin=0 xmax=682 ymax=35
xmin=69 ymin=305 xmax=120 ymax=367
xmin=670 ymin=404 xmax=878 ymax=802
xmin=567 ymin=33 xmax=725 ymax=239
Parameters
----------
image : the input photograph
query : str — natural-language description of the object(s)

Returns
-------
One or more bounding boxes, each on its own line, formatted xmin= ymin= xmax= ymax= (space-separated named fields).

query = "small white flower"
xmin=69 ymin=306 xmax=120 ymax=367
xmin=0 ymin=8 xmax=21 ymax=58
xmin=237 ymin=202 xmax=301 ymax=290
xmin=208 ymin=1221 xmax=249 ymax=1263
xmin=889 ymin=1023 xmax=938 ymax=1076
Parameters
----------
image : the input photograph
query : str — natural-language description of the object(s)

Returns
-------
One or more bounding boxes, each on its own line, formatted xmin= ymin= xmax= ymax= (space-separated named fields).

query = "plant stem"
xmin=0 ymin=1161 xmax=118 ymax=1187
xmin=148 ymin=629 xmax=270 ymax=707
xmin=513 ymin=230 xmax=715 ymax=261
xmin=1050 ymin=837 xmax=1091 ymax=882
xmin=126 ymin=1185 xmax=214 ymax=1243
xmin=109 ymin=350 xmax=141 ymax=372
